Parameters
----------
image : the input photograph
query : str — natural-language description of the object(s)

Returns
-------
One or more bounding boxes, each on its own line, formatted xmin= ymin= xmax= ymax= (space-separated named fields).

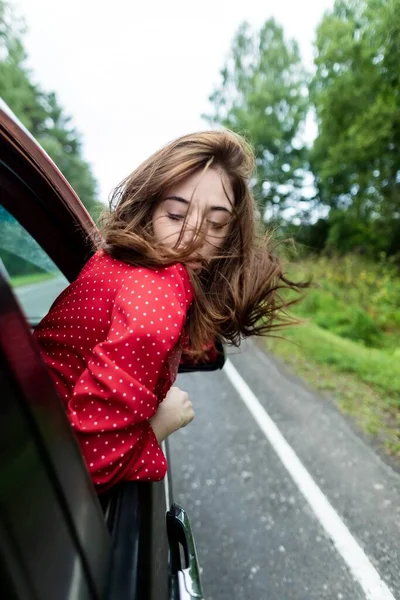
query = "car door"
xmin=0 ymin=101 xmax=205 ymax=600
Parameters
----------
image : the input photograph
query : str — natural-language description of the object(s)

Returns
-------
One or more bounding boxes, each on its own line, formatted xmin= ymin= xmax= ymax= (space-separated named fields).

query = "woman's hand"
xmin=149 ymin=386 xmax=195 ymax=443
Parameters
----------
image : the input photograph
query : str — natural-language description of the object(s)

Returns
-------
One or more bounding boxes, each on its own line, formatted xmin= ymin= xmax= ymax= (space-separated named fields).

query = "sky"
xmin=14 ymin=0 xmax=334 ymax=204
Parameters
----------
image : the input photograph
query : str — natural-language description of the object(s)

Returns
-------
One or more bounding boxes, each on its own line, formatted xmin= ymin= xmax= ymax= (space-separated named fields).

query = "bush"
xmin=286 ymin=254 xmax=400 ymax=349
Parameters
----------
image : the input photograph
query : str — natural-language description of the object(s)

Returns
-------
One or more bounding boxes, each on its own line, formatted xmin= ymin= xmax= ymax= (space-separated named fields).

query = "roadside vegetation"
xmin=267 ymin=255 xmax=400 ymax=457
xmin=10 ymin=272 xmax=56 ymax=287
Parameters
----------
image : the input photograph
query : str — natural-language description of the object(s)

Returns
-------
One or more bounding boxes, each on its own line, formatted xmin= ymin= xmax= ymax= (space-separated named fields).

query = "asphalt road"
xmin=170 ymin=341 xmax=400 ymax=600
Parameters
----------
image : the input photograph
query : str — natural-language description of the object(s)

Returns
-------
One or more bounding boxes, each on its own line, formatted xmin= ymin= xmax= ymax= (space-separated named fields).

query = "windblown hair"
xmin=100 ymin=130 xmax=306 ymax=354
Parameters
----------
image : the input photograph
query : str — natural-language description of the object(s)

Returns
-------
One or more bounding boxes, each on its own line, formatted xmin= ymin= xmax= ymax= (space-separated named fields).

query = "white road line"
xmin=223 ymin=359 xmax=396 ymax=600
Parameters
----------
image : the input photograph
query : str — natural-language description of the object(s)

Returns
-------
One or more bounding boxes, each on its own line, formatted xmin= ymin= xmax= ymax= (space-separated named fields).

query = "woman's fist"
xmin=149 ymin=387 xmax=194 ymax=443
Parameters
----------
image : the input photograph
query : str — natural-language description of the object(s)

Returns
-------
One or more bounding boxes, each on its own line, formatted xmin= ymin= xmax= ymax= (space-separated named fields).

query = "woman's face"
xmin=152 ymin=167 xmax=234 ymax=269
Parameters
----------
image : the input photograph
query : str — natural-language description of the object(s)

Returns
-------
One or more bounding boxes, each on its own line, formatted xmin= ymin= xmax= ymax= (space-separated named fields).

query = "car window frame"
xmin=0 ymin=106 xmax=97 ymax=283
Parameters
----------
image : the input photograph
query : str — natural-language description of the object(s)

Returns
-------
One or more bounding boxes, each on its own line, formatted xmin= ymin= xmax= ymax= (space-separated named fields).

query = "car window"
xmin=0 ymin=205 xmax=68 ymax=324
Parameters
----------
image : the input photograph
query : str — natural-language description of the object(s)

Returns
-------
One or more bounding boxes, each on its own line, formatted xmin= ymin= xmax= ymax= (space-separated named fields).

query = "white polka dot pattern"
xmin=34 ymin=250 xmax=193 ymax=492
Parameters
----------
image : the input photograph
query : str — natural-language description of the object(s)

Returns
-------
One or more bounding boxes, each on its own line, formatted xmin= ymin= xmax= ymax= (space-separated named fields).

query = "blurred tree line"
xmin=205 ymin=0 xmax=400 ymax=261
xmin=0 ymin=0 xmax=102 ymax=219
xmin=1 ymin=0 xmax=399 ymax=258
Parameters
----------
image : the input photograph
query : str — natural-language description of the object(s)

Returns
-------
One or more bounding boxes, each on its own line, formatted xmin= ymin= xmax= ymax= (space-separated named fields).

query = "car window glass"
xmin=0 ymin=205 xmax=68 ymax=324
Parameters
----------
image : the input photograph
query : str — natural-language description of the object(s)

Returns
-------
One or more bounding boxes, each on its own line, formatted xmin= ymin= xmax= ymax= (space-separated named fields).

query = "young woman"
xmin=34 ymin=130 xmax=302 ymax=493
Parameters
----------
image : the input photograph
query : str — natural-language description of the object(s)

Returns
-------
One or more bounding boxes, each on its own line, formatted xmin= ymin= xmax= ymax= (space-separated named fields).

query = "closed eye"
xmin=207 ymin=220 xmax=228 ymax=230
xmin=167 ymin=213 xmax=185 ymax=221
xmin=168 ymin=213 xmax=227 ymax=230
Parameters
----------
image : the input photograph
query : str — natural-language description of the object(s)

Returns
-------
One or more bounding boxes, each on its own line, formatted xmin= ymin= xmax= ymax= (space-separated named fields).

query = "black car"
xmin=0 ymin=100 xmax=224 ymax=600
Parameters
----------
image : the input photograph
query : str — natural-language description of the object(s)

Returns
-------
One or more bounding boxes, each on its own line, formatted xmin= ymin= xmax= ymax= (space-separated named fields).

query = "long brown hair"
xmin=100 ymin=130 xmax=305 ymax=354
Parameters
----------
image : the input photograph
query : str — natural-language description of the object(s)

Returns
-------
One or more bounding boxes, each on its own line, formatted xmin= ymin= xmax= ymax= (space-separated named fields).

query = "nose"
xmin=181 ymin=211 xmax=201 ymax=245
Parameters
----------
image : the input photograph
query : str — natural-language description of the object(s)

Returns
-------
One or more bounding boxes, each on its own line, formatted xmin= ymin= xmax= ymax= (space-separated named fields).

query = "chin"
xmin=186 ymin=260 xmax=203 ymax=271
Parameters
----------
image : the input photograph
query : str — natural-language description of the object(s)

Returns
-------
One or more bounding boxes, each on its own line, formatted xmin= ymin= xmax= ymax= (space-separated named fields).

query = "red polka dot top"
xmin=34 ymin=250 xmax=193 ymax=492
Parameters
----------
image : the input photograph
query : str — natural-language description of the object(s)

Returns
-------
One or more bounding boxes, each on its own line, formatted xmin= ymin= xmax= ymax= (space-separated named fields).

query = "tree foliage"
xmin=0 ymin=0 xmax=102 ymax=218
xmin=311 ymin=0 xmax=400 ymax=257
xmin=206 ymin=4 xmax=400 ymax=260
xmin=204 ymin=19 xmax=309 ymax=221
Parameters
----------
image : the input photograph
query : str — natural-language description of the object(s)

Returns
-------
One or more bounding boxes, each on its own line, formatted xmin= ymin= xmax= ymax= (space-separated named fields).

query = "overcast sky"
xmin=14 ymin=0 xmax=333 ymax=204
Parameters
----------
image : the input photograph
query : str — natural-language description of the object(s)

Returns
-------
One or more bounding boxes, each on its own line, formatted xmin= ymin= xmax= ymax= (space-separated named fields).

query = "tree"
xmin=204 ymin=19 xmax=310 ymax=222
xmin=311 ymin=0 xmax=400 ymax=257
xmin=39 ymin=93 xmax=101 ymax=216
xmin=0 ymin=0 xmax=103 ymax=219
xmin=0 ymin=0 xmax=47 ymax=134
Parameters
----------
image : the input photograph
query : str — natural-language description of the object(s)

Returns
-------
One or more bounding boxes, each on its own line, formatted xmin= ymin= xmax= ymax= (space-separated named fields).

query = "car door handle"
xmin=167 ymin=503 xmax=205 ymax=600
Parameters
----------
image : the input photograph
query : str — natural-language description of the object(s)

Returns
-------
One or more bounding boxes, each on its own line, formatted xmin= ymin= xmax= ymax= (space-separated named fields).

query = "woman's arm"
xmin=67 ymin=265 xmax=192 ymax=492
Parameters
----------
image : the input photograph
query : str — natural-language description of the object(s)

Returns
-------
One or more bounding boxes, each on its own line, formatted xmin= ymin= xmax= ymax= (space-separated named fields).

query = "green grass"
xmin=10 ymin=272 xmax=56 ymax=287
xmin=267 ymin=322 xmax=399 ymax=458
xmin=266 ymin=255 xmax=400 ymax=458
